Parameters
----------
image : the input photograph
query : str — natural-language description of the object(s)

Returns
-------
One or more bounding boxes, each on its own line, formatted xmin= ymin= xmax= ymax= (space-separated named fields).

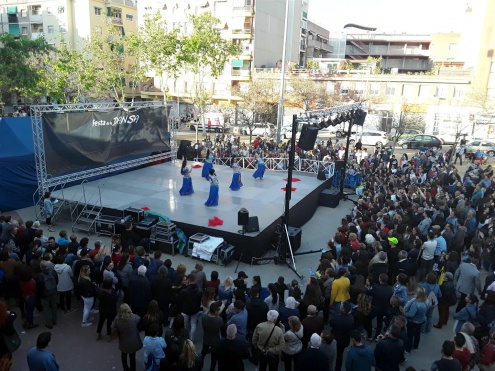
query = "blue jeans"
xmin=421 ymin=307 xmax=433 ymax=333
xmin=24 ymin=295 xmax=36 ymax=324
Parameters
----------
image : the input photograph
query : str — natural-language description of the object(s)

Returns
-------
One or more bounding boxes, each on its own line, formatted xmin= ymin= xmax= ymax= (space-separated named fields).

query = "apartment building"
xmin=137 ymin=0 xmax=307 ymax=105
xmin=303 ymin=20 xmax=332 ymax=65
xmin=0 ymin=0 xmax=137 ymax=50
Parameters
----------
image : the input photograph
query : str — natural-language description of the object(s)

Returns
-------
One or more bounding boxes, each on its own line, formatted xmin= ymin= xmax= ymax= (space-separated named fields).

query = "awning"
xmin=8 ymin=24 xmax=20 ymax=36
xmin=7 ymin=7 xmax=18 ymax=14
xmin=232 ymin=59 xmax=243 ymax=67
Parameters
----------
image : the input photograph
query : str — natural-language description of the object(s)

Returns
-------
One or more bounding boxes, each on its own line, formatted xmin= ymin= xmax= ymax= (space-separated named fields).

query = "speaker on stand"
xmin=237 ymin=208 xmax=249 ymax=234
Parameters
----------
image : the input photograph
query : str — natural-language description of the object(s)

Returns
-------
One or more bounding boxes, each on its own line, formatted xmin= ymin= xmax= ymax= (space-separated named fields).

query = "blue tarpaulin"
xmin=0 ymin=117 xmax=37 ymax=212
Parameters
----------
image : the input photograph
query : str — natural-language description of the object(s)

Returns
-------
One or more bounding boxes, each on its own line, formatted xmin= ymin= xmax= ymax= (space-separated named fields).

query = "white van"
xmin=189 ymin=113 xmax=226 ymax=132
xmin=241 ymin=123 xmax=275 ymax=137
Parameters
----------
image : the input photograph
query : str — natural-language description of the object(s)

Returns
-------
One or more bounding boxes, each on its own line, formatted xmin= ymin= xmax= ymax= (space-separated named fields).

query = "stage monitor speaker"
xmin=238 ymin=208 xmax=249 ymax=226
xmin=335 ymin=160 xmax=346 ymax=171
xmin=354 ymin=111 xmax=367 ymax=126
xmin=317 ymin=170 xmax=326 ymax=180
xmin=177 ymin=140 xmax=192 ymax=160
xmin=246 ymin=216 xmax=259 ymax=233
xmin=319 ymin=188 xmax=340 ymax=208
xmin=297 ymin=124 xmax=318 ymax=150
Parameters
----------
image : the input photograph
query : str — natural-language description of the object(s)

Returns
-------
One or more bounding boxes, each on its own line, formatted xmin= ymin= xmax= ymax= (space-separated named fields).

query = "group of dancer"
xmin=178 ymin=153 xmax=266 ymax=207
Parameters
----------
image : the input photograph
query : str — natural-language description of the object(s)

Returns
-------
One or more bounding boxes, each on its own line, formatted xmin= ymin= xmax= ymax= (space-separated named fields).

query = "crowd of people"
xmin=2 ymin=138 xmax=495 ymax=370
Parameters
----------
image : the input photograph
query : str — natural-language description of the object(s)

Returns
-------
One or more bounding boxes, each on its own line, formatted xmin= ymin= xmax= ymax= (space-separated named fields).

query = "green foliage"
xmin=40 ymin=36 xmax=97 ymax=104
xmin=84 ymin=26 xmax=146 ymax=102
xmin=0 ymin=33 xmax=53 ymax=100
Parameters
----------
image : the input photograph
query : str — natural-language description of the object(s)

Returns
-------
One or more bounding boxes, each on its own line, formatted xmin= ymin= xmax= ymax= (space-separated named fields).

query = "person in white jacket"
xmin=54 ymin=255 xmax=74 ymax=314
xmin=280 ymin=316 xmax=304 ymax=371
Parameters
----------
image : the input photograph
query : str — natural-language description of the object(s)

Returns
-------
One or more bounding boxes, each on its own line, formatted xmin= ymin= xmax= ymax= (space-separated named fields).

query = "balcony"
xmin=232 ymin=28 xmax=253 ymax=39
xmin=109 ymin=16 xmax=123 ymax=25
xmin=231 ymin=69 xmax=251 ymax=81
xmin=307 ymin=39 xmax=333 ymax=53
xmin=239 ymin=50 xmax=253 ymax=60
xmin=232 ymin=5 xmax=254 ymax=16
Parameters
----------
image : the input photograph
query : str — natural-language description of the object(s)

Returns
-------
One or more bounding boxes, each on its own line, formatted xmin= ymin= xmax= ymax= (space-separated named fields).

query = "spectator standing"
xmin=26 ymin=332 xmax=59 ymax=371
xmin=344 ymin=330 xmax=375 ymax=371
xmin=404 ymin=287 xmax=429 ymax=353
xmin=252 ymin=310 xmax=285 ymax=371
xmin=36 ymin=260 xmax=59 ymax=329
xmin=111 ymin=303 xmax=143 ymax=371
xmin=128 ymin=265 xmax=151 ymax=318
xmin=374 ymin=325 xmax=405 ymax=371
xmin=420 ymin=272 xmax=442 ymax=333
xmin=431 ymin=340 xmax=462 ymax=371
xmin=280 ymin=316 xmax=303 ymax=371
xmin=96 ymin=277 xmax=118 ymax=341
xmin=330 ymin=301 xmax=355 ymax=371
xmin=201 ymin=302 xmax=224 ymax=371
xmin=177 ymin=273 xmax=202 ymax=342
xmin=295 ymin=333 xmax=330 ymax=371
xmin=213 ymin=324 xmax=249 ymax=371
xmin=53 ymin=255 xmax=74 ymax=314
xmin=454 ymin=257 xmax=481 ymax=312
xmin=434 ymin=272 xmax=457 ymax=329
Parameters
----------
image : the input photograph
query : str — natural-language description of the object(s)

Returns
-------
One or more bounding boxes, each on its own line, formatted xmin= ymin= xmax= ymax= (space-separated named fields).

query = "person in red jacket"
xmin=479 ymin=332 xmax=495 ymax=369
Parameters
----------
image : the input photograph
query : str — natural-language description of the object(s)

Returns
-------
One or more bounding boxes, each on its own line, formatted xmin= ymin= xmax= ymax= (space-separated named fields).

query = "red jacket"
xmin=479 ymin=340 xmax=495 ymax=367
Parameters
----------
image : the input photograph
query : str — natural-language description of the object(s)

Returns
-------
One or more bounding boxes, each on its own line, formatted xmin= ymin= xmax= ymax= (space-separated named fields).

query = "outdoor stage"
xmin=57 ymin=160 xmax=333 ymax=261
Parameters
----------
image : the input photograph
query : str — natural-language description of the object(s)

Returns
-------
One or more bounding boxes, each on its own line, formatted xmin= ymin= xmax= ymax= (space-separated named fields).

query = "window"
xmin=31 ymin=5 xmax=41 ymax=15
xmin=20 ymin=9 xmax=27 ymax=17
xmin=47 ymin=25 xmax=54 ymax=34
xmin=302 ymin=11 xmax=308 ymax=19
xmin=21 ymin=27 xmax=28 ymax=35
xmin=340 ymin=82 xmax=349 ymax=94
xmin=385 ymin=84 xmax=396 ymax=96
xmin=454 ymin=86 xmax=465 ymax=99
xmin=126 ymin=14 xmax=133 ymax=21
xmin=58 ymin=6 xmax=65 ymax=14
xmin=60 ymin=27 xmax=66 ymax=33
xmin=370 ymin=83 xmax=380 ymax=95
xmin=436 ymin=85 xmax=447 ymax=98
xmin=402 ymin=84 xmax=414 ymax=97
xmin=419 ymin=85 xmax=430 ymax=98
xmin=354 ymin=82 xmax=365 ymax=95
xmin=433 ymin=114 xmax=440 ymax=135
xmin=94 ymin=7 xmax=102 ymax=15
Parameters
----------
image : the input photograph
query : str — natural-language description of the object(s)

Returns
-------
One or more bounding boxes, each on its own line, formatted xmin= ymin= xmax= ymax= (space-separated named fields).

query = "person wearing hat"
xmin=386 ymin=237 xmax=400 ymax=285
xmin=434 ymin=272 xmax=457 ymax=329
xmin=234 ymin=271 xmax=248 ymax=292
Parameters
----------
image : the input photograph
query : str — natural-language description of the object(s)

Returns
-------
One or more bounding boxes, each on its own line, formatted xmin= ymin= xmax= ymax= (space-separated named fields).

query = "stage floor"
xmin=55 ymin=161 xmax=326 ymax=236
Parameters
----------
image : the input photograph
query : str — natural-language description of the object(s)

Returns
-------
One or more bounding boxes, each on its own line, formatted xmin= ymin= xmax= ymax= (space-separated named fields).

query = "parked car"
xmin=400 ymin=134 xmax=442 ymax=150
xmin=241 ymin=123 xmax=274 ymax=137
xmin=390 ymin=129 xmax=423 ymax=141
xmin=280 ymin=125 xmax=302 ymax=139
xmin=465 ymin=140 xmax=495 ymax=157
xmin=189 ymin=120 xmax=227 ymax=133
xmin=359 ymin=130 xmax=389 ymax=147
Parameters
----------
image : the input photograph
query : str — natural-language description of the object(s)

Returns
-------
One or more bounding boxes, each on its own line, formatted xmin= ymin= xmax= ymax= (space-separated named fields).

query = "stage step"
xmin=76 ymin=217 xmax=96 ymax=224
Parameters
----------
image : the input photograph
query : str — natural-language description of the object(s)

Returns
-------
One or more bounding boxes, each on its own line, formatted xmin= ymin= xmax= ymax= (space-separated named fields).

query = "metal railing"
xmin=195 ymin=156 xmax=335 ymax=178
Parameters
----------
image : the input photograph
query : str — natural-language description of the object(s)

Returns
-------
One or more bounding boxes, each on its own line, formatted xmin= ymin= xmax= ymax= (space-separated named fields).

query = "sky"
xmin=307 ymin=0 xmax=470 ymax=34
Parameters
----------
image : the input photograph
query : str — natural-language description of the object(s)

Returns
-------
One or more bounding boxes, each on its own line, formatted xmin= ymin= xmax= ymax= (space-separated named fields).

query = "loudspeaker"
xmin=354 ymin=111 xmax=367 ymax=126
xmin=287 ymin=227 xmax=302 ymax=252
xmin=238 ymin=208 xmax=249 ymax=226
xmin=317 ymin=170 xmax=326 ymax=180
xmin=177 ymin=140 xmax=192 ymax=160
xmin=319 ymin=188 xmax=340 ymax=208
xmin=246 ymin=216 xmax=259 ymax=233
xmin=297 ymin=124 xmax=318 ymax=150
xmin=335 ymin=160 xmax=346 ymax=171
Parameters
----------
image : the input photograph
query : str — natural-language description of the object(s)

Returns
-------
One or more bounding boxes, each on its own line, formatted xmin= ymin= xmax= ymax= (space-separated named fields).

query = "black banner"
xmin=42 ymin=106 xmax=170 ymax=176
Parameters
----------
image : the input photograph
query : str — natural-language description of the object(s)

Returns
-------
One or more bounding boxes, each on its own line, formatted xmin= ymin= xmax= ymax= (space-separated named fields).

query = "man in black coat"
xmin=295 ymin=333 xmax=330 ymax=371
xmin=374 ymin=325 xmax=405 ymax=371
xmin=301 ymin=305 xmax=325 ymax=350
xmin=177 ymin=273 xmax=202 ymax=342
xmin=128 ymin=265 xmax=151 ymax=318
xmin=213 ymin=324 xmax=249 ymax=371
xmin=330 ymin=301 xmax=355 ymax=371
xmin=367 ymin=273 xmax=393 ymax=341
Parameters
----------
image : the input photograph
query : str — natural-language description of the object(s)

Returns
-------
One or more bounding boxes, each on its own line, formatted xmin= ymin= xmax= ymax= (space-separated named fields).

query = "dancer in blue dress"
xmin=205 ymin=169 xmax=219 ymax=206
xmin=202 ymin=151 xmax=215 ymax=180
xmin=252 ymin=154 xmax=266 ymax=180
xmin=229 ymin=162 xmax=243 ymax=191
xmin=179 ymin=159 xmax=194 ymax=196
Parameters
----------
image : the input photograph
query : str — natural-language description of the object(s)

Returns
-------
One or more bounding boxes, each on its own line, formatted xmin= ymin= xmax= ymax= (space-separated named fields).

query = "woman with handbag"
xmin=280 ymin=316 xmax=303 ymax=371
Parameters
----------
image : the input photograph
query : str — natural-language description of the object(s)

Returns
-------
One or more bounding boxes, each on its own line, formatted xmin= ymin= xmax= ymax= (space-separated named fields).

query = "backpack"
xmin=427 ymin=289 xmax=438 ymax=309
xmin=42 ymin=270 xmax=58 ymax=296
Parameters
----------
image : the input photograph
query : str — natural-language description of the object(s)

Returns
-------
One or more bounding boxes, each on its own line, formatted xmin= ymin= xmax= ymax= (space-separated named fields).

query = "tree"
xmin=40 ymin=36 xmax=97 ymax=104
xmin=139 ymin=11 xmax=182 ymax=122
xmin=181 ymin=12 xmax=241 ymax=141
xmin=389 ymin=103 xmax=426 ymax=153
xmin=84 ymin=26 xmax=146 ymax=102
xmin=287 ymin=78 xmax=327 ymax=112
xmin=0 ymin=33 xmax=53 ymax=102
xmin=234 ymin=79 xmax=277 ymax=143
